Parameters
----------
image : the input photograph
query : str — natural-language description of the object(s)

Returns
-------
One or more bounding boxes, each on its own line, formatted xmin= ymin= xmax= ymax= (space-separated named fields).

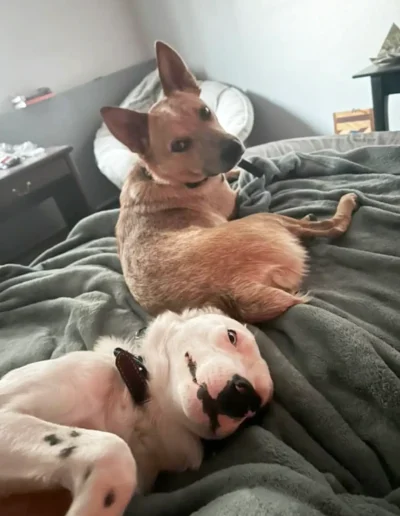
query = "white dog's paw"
xmin=64 ymin=431 xmax=137 ymax=516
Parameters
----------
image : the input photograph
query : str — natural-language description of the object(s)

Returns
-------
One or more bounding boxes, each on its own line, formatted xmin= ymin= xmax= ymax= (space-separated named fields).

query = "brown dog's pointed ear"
xmin=100 ymin=107 xmax=149 ymax=155
xmin=155 ymin=41 xmax=200 ymax=96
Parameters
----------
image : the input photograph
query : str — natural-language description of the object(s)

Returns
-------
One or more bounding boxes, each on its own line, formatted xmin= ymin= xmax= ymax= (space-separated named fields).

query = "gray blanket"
xmin=1 ymin=146 xmax=400 ymax=515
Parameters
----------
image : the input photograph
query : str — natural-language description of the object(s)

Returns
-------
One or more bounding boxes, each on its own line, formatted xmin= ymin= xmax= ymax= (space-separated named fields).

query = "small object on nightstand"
xmin=0 ymin=141 xmax=45 ymax=170
xmin=370 ymin=23 xmax=400 ymax=66
xmin=0 ymin=145 xmax=90 ymax=234
xmin=0 ymin=152 xmax=20 ymax=169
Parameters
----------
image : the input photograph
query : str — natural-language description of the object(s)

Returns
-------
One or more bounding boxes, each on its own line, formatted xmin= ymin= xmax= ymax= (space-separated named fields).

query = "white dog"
xmin=0 ymin=308 xmax=273 ymax=516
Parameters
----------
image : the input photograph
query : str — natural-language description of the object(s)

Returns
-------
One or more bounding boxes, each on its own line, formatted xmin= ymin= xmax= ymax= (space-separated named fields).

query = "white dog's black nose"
xmin=217 ymin=374 xmax=261 ymax=419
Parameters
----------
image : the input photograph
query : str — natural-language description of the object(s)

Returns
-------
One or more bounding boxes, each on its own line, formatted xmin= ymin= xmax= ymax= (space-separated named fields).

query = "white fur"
xmin=0 ymin=308 xmax=272 ymax=515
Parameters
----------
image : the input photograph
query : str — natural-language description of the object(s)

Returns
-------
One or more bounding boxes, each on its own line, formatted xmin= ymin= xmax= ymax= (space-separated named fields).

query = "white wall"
xmin=0 ymin=0 xmax=151 ymax=113
xmin=133 ymin=0 xmax=400 ymax=143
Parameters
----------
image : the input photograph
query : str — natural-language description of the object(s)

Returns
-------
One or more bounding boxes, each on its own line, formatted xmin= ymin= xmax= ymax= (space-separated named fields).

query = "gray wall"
xmin=0 ymin=0 xmax=150 ymax=114
xmin=0 ymin=59 xmax=155 ymax=263
xmin=133 ymin=0 xmax=400 ymax=143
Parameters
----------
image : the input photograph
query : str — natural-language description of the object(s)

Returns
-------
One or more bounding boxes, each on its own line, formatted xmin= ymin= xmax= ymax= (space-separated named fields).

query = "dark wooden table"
xmin=0 ymin=145 xmax=90 ymax=229
xmin=353 ymin=62 xmax=400 ymax=131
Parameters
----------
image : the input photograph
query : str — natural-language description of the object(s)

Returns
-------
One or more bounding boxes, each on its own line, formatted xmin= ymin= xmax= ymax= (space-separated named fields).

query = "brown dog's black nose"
xmin=217 ymin=374 xmax=261 ymax=419
xmin=220 ymin=138 xmax=245 ymax=171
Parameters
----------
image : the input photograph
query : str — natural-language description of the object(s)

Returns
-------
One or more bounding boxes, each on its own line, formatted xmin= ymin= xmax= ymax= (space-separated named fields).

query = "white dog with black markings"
xmin=0 ymin=308 xmax=273 ymax=516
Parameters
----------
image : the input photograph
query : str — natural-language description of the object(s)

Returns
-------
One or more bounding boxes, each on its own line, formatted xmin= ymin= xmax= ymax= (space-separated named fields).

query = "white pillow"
xmin=94 ymin=70 xmax=254 ymax=189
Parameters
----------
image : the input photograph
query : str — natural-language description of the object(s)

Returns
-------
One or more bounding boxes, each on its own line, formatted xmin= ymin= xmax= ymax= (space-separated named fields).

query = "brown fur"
xmin=101 ymin=41 xmax=357 ymax=324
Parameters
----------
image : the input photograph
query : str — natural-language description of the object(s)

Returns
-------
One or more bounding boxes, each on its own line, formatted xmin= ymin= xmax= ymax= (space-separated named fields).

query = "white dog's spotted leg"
xmin=0 ymin=411 xmax=136 ymax=516
xmin=65 ymin=430 xmax=137 ymax=516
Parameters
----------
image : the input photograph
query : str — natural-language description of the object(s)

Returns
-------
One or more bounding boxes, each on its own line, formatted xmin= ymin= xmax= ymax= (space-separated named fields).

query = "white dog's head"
xmin=142 ymin=308 xmax=273 ymax=440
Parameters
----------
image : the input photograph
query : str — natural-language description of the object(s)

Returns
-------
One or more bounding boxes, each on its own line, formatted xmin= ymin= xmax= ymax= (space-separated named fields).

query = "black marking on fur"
xmin=185 ymin=352 xmax=198 ymax=383
xmin=83 ymin=467 xmax=92 ymax=483
xmin=70 ymin=430 xmax=80 ymax=438
xmin=104 ymin=490 xmax=116 ymax=508
xmin=197 ymin=383 xmax=220 ymax=433
xmin=44 ymin=434 xmax=62 ymax=446
xmin=59 ymin=446 xmax=77 ymax=459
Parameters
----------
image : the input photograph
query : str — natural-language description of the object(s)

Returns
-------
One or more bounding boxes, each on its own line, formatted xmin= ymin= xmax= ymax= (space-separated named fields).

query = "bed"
xmin=1 ymin=132 xmax=400 ymax=515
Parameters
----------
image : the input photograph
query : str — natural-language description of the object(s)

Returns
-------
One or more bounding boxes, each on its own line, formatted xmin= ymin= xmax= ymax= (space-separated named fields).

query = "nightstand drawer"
xmin=0 ymin=159 xmax=69 ymax=210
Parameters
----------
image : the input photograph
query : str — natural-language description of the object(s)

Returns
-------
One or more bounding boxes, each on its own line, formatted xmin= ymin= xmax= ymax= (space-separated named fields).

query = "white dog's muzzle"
xmin=186 ymin=352 xmax=262 ymax=433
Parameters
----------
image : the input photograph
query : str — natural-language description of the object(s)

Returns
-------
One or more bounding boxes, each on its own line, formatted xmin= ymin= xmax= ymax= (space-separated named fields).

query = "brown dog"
xmin=101 ymin=41 xmax=357 ymax=323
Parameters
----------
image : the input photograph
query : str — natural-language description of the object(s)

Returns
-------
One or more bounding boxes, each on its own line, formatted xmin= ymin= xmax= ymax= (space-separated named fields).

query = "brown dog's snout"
xmin=219 ymin=138 xmax=245 ymax=171
xmin=217 ymin=374 xmax=261 ymax=418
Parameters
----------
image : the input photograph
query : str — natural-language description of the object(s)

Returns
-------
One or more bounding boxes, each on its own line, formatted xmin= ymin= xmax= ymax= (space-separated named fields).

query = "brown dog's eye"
xmin=170 ymin=138 xmax=192 ymax=153
xmin=199 ymin=106 xmax=212 ymax=121
xmin=227 ymin=329 xmax=237 ymax=346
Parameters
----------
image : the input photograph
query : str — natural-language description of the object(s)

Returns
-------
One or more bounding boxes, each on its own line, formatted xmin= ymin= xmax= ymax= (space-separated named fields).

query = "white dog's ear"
xmin=145 ymin=308 xmax=227 ymax=349
xmin=144 ymin=310 xmax=182 ymax=346
xmin=153 ymin=310 xmax=182 ymax=327
xmin=180 ymin=307 xmax=226 ymax=321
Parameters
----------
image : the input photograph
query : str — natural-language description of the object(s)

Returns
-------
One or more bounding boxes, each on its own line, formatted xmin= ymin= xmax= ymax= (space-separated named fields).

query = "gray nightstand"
xmin=0 ymin=145 xmax=90 ymax=229
xmin=353 ymin=62 xmax=400 ymax=131
xmin=0 ymin=146 xmax=90 ymax=263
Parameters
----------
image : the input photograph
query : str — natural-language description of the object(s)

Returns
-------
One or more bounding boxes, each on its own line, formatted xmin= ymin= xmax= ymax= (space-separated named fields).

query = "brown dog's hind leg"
xmin=282 ymin=193 xmax=357 ymax=239
xmin=228 ymin=283 xmax=310 ymax=324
